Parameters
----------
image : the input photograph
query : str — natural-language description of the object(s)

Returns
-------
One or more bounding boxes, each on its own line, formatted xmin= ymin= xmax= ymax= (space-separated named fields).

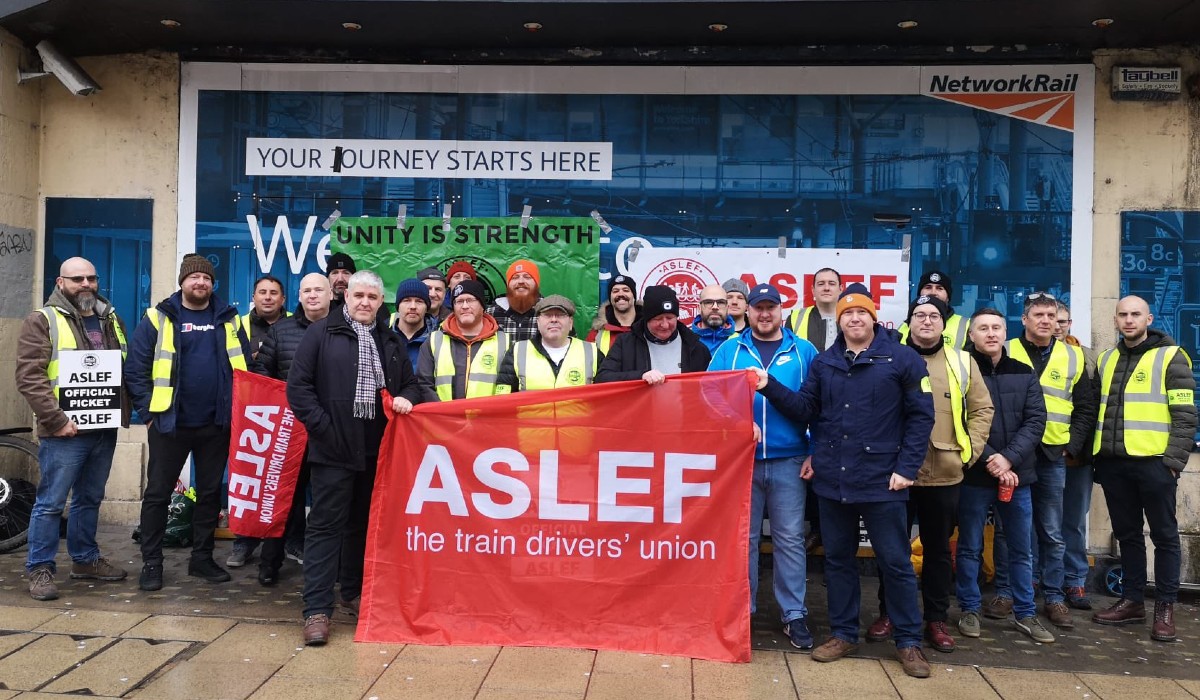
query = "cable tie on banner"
xmin=520 ymin=204 xmax=532 ymax=229
xmin=321 ymin=209 xmax=342 ymax=231
xmin=901 ymin=233 xmax=912 ymax=262
xmin=777 ymin=236 xmax=787 ymax=258
xmin=590 ymin=210 xmax=613 ymax=234
xmin=396 ymin=204 xmax=407 ymax=229
xmin=442 ymin=204 xmax=452 ymax=233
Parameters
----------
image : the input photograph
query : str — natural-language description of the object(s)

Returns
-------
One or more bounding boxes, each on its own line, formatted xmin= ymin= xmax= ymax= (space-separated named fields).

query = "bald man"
xmin=1092 ymin=296 xmax=1196 ymax=642
xmin=16 ymin=257 xmax=131 ymax=601
xmin=691 ymin=284 xmax=738 ymax=353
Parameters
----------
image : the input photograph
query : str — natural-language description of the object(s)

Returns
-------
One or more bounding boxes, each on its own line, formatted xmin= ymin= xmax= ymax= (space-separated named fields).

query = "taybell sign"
xmin=1111 ymin=66 xmax=1182 ymax=101
xmin=358 ymin=371 xmax=757 ymax=662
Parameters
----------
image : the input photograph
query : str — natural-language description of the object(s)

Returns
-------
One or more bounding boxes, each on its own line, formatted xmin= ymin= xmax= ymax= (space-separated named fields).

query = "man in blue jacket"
xmin=753 ymin=284 xmax=935 ymax=678
xmin=709 ymin=283 xmax=818 ymax=649
xmin=692 ymin=284 xmax=738 ymax=354
xmin=124 ymin=254 xmax=252 ymax=591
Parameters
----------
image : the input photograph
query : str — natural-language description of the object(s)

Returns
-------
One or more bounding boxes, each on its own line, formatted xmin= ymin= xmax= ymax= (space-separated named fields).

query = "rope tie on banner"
xmin=443 ymin=204 xmax=453 ymax=233
xmin=520 ymin=204 xmax=532 ymax=230
xmin=396 ymin=203 xmax=407 ymax=229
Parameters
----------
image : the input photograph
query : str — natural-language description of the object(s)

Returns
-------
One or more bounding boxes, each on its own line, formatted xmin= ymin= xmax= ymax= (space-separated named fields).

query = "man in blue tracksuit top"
xmin=708 ymin=283 xmax=818 ymax=649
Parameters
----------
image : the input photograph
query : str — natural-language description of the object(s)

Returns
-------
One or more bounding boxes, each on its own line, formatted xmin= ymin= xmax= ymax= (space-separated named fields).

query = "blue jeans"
xmin=26 ymin=430 xmax=118 ymax=574
xmin=1030 ymin=454 xmax=1067 ymax=603
xmin=1062 ymin=464 xmax=1093 ymax=588
xmin=820 ymin=497 xmax=922 ymax=648
xmin=956 ymin=484 xmax=1036 ymax=619
xmin=749 ymin=457 xmax=808 ymax=623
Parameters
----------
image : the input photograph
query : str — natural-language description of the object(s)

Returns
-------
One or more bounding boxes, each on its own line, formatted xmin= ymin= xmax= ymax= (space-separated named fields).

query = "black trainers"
xmin=187 ymin=558 xmax=232 ymax=583
xmin=139 ymin=563 xmax=164 ymax=591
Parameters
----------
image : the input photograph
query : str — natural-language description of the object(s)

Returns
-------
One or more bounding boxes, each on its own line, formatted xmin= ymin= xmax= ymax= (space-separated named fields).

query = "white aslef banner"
xmin=627 ymin=247 xmax=910 ymax=327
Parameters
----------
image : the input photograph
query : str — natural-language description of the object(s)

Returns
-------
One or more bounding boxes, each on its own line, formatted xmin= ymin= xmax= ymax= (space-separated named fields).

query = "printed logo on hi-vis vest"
xmin=1134 ymin=369 xmax=1148 ymax=383
xmin=481 ymin=353 xmax=496 ymax=369
xmin=921 ymin=67 xmax=1080 ymax=132
xmin=1049 ymin=369 xmax=1063 ymax=382
xmin=568 ymin=368 xmax=583 ymax=384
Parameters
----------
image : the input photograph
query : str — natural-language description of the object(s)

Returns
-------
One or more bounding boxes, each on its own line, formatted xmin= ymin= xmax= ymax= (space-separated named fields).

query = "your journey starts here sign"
xmin=245 ymin=138 xmax=614 ymax=180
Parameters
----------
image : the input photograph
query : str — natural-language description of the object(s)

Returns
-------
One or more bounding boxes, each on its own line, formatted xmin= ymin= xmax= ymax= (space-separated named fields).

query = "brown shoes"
xmin=303 ymin=614 xmax=331 ymax=646
xmin=811 ymin=636 xmax=860 ymax=663
xmin=866 ymin=615 xmax=893 ymax=642
xmin=925 ymin=621 xmax=955 ymax=652
xmin=896 ymin=646 xmax=931 ymax=678
xmin=1151 ymin=601 xmax=1176 ymax=642
xmin=27 ymin=566 xmax=58 ymax=601
xmin=1092 ymin=598 xmax=1146 ymax=626
xmin=1043 ymin=601 xmax=1074 ymax=629
xmin=982 ymin=596 xmax=1013 ymax=620
xmin=70 ymin=557 xmax=128 ymax=581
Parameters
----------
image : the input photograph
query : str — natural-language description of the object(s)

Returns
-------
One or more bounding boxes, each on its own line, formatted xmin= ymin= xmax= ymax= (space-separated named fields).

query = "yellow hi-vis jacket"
xmin=145 ymin=309 xmax=248 ymax=413
xmin=513 ymin=338 xmax=599 ymax=391
xmin=1093 ymin=345 xmax=1193 ymax=456
xmin=429 ymin=330 xmax=510 ymax=400
xmin=41 ymin=306 xmax=128 ymax=399
xmin=1007 ymin=338 xmax=1084 ymax=446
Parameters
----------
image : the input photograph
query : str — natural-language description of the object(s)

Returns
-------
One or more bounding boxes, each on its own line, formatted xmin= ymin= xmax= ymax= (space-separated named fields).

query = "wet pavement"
xmin=0 ymin=526 xmax=1197 ymax=699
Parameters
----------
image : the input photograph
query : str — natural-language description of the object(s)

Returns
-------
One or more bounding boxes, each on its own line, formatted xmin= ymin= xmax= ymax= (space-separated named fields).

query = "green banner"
xmin=332 ymin=216 xmax=601 ymax=324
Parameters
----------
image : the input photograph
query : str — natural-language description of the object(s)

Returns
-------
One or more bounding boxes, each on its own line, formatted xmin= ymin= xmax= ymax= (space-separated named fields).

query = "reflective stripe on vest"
xmin=944 ymin=347 xmax=974 ymax=463
xmin=239 ymin=310 xmax=290 ymax=333
xmin=41 ymin=306 xmax=128 ymax=399
xmin=146 ymin=309 xmax=247 ymax=413
xmin=430 ymin=329 xmax=509 ymax=400
xmin=1007 ymin=338 xmax=1083 ymax=445
xmin=514 ymin=339 xmax=598 ymax=391
xmin=788 ymin=306 xmax=817 ymax=338
xmin=898 ymin=313 xmax=968 ymax=349
xmin=596 ymin=329 xmax=616 ymax=354
xmin=1092 ymin=345 xmax=1190 ymax=456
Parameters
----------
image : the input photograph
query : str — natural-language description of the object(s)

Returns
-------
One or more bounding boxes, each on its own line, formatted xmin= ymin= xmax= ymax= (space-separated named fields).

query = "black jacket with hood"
xmin=595 ymin=318 xmax=711 ymax=383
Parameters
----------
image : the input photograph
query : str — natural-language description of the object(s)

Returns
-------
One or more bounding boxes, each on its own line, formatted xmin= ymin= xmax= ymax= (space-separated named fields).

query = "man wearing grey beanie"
xmin=723 ymin=278 xmax=751 ymax=333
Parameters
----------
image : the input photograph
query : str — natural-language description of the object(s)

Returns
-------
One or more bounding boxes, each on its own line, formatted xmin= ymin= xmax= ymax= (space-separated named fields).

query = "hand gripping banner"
xmin=227 ymin=370 xmax=308 ymax=539
xmin=359 ymin=371 xmax=757 ymax=662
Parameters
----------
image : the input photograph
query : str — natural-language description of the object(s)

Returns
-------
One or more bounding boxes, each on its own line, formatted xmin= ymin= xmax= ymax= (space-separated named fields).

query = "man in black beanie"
xmin=587 ymin=274 xmax=641 ymax=353
xmin=898 ymin=270 xmax=968 ymax=350
xmin=596 ymin=285 xmax=710 ymax=384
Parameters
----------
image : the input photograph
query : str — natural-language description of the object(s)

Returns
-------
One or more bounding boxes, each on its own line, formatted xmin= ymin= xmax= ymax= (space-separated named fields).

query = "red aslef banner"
xmin=227 ymin=370 xmax=308 ymax=539
xmin=358 ymin=371 xmax=756 ymax=662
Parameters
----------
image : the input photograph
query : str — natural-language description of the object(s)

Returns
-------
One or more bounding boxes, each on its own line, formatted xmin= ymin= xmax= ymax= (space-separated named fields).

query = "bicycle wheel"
xmin=0 ymin=433 xmax=40 ymax=554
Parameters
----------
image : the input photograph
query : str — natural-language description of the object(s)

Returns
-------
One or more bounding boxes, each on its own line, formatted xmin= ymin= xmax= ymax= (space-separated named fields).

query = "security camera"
xmin=17 ymin=40 xmax=101 ymax=96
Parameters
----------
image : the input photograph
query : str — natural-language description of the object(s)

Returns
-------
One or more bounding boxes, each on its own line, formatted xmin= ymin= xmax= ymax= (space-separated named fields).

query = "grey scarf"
xmin=343 ymin=305 xmax=384 ymax=419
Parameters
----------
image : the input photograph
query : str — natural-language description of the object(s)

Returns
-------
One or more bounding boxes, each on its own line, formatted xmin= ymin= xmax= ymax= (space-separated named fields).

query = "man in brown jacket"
xmin=869 ymin=295 xmax=993 ymax=652
xmin=15 ymin=256 xmax=130 ymax=601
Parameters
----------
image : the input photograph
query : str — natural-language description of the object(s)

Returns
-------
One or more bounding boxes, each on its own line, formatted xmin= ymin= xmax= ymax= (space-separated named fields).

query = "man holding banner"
xmin=17 ymin=257 xmax=130 ymax=601
xmin=596 ymin=286 xmax=711 ymax=384
xmin=287 ymin=270 xmax=426 ymax=646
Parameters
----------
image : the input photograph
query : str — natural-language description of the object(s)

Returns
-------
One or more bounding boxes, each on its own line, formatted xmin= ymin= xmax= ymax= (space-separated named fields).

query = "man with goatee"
xmin=487 ymin=259 xmax=543 ymax=343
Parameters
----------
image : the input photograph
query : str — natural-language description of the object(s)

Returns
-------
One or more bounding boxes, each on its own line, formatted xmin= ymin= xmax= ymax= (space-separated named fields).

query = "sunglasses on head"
xmin=1024 ymin=291 xmax=1056 ymax=305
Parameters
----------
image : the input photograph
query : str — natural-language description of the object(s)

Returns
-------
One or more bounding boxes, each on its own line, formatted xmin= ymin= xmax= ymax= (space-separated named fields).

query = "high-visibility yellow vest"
xmin=145 ymin=309 xmax=248 ymax=413
xmin=942 ymin=347 xmax=974 ymax=463
xmin=1007 ymin=338 xmax=1084 ymax=446
xmin=513 ymin=338 xmax=598 ymax=392
xmin=40 ymin=306 xmax=128 ymax=399
xmin=238 ymin=310 xmax=290 ymax=333
xmin=1093 ymin=345 xmax=1193 ymax=456
xmin=429 ymin=330 xmax=510 ymax=400
xmin=788 ymin=306 xmax=818 ymax=339
xmin=899 ymin=313 xmax=968 ymax=349
xmin=595 ymin=328 xmax=619 ymax=354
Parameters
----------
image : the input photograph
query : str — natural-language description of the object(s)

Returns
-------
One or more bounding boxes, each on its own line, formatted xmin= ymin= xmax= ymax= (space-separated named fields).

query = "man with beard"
xmin=487 ymin=259 xmax=543 ymax=342
xmin=595 ymin=286 xmax=711 ymax=384
xmin=1092 ymin=296 xmax=1196 ymax=642
xmin=419 ymin=280 xmax=511 ymax=400
xmin=250 ymin=272 xmax=332 ymax=585
xmin=390 ymin=278 xmax=437 ymax=370
xmin=17 ymin=257 xmax=131 ymax=601
xmin=326 ymin=252 xmax=355 ymax=304
xmin=288 ymin=270 xmax=425 ymax=645
xmin=724 ymin=278 xmax=751 ymax=333
xmin=417 ymin=266 xmax=451 ymax=322
xmin=125 ymin=254 xmax=252 ymax=591
xmin=587 ymin=275 xmax=640 ymax=353
xmin=789 ymin=267 xmax=842 ymax=352
xmin=691 ymin=284 xmax=738 ymax=354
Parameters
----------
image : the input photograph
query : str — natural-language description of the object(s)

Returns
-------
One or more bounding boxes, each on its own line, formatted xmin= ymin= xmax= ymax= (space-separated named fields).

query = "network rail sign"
xmin=921 ymin=66 xmax=1082 ymax=131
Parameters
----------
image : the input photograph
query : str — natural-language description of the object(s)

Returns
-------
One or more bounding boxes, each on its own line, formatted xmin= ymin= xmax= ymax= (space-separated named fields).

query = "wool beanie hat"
xmin=642 ymin=285 xmax=680 ymax=320
xmin=327 ymin=252 xmax=357 ymax=273
xmin=722 ymin=278 xmax=750 ymax=298
xmin=506 ymin=259 xmax=541 ymax=286
xmin=446 ymin=260 xmax=478 ymax=281
xmin=918 ymin=269 xmax=953 ymax=302
xmin=450 ymin=279 xmax=487 ymax=304
xmin=905 ymin=294 xmax=951 ymax=324
xmin=395 ymin=278 xmax=431 ymax=306
xmin=609 ymin=274 xmax=637 ymax=300
xmin=836 ymin=283 xmax=878 ymax=321
xmin=178 ymin=253 xmax=215 ymax=285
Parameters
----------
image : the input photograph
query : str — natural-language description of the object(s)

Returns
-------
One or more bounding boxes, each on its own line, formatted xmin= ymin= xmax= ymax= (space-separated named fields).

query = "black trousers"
xmin=302 ymin=459 xmax=377 ymax=619
xmin=878 ymin=483 xmax=960 ymax=622
xmin=259 ymin=456 xmax=312 ymax=574
xmin=1096 ymin=456 xmax=1181 ymax=603
xmin=140 ymin=424 xmax=229 ymax=565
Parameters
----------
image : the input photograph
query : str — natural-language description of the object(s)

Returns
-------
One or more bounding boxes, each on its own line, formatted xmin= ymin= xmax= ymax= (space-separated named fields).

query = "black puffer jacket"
xmin=1094 ymin=328 xmax=1197 ymax=472
xmin=252 ymin=303 xmax=312 ymax=382
xmin=595 ymin=319 xmax=711 ymax=383
xmin=966 ymin=348 xmax=1046 ymax=489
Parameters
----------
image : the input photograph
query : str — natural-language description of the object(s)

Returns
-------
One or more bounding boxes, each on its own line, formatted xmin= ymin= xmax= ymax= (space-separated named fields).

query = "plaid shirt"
xmin=487 ymin=303 xmax=539 ymax=343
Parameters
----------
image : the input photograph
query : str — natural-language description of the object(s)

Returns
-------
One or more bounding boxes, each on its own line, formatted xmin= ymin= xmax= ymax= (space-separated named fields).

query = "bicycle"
xmin=0 ymin=427 xmax=39 ymax=554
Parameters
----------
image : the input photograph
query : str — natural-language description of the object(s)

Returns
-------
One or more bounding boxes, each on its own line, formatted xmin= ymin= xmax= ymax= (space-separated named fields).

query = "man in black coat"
xmin=287 ymin=270 xmax=425 ymax=646
xmin=595 ymin=285 xmax=711 ymax=384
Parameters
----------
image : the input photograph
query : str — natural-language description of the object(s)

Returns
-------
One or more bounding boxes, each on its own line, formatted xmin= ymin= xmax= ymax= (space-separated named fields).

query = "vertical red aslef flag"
xmin=359 ymin=371 xmax=757 ymax=662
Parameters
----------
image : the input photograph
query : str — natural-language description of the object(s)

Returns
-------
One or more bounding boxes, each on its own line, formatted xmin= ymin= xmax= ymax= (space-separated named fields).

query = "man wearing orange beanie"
xmin=487 ymin=258 xmax=543 ymax=343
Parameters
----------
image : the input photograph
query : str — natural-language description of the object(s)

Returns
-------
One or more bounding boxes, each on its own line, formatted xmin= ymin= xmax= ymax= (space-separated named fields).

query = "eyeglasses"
xmin=454 ymin=298 xmax=480 ymax=307
xmin=64 ymin=275 xmax=98 ymax=284
xmin=1056 ymin=318 xmax=1072 ymax=325
xmin=911 ymin=312 xmax=942 ymax=322
xmin=699 ymin=299 xmax=728 ymax=308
